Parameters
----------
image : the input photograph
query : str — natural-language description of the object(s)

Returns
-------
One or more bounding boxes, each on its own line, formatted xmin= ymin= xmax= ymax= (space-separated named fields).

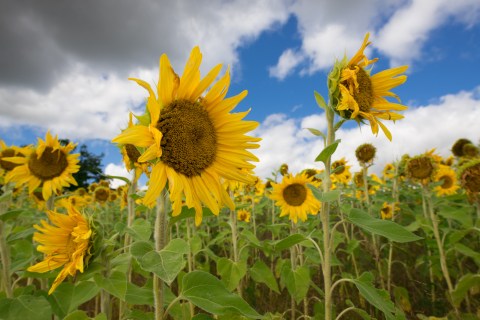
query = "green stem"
xmin=185 ymin=218 xmax=195 ymax=317
xmin=154 ymin=191 xmax=168 ymax=320
xmin=0 ymin=219 xmax=13 ymax=298
xmin=422 ymin=186 xmax=459 ymax=317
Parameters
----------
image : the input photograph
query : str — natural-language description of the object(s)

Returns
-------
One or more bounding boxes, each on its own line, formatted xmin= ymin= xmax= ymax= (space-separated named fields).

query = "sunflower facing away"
xmin=112 ymin=47 xmax=260 ymax=225
xmin=269 ymin=173 xmax=321 ymax=224
xmin=4 ymin=131 xmax=80 ymax=200
xmin=330 ymin=33 xmax=408 ymax=140
xmin=27 ymin=205 xmax=92 ymax=294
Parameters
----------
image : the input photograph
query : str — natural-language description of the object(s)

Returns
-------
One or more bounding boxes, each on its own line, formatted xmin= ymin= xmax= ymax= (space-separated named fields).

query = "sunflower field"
xmin=1 ymin=34 xmax=480 ymax=320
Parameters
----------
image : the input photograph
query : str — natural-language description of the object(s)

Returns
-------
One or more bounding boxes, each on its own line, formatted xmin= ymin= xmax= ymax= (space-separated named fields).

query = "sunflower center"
xmin=125 ymin=144 xmax=141 ymax=163
xmin=407 ymin=157 xmax=433 ymax=180
xmin=440 ymin=175 xmax=454 ymax=189
xmin=94 ymin=188 xmax=110 ymax=202
xmin=28 ymin=147 xmax=68 ymax=180
xmin=157 ymin=99 xmax=217 ymax=177
xmin=352 ymin=67 xmax=374 ymax=113
xmin=0 ymin=149 xmax=18 ymax=171
xmin=283 ymin=183 xmax=307 ymax=206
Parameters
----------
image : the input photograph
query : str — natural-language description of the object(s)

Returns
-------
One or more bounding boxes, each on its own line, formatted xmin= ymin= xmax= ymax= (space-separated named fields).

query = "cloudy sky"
xmin=1 ymin=0 xmax=480 ymax=187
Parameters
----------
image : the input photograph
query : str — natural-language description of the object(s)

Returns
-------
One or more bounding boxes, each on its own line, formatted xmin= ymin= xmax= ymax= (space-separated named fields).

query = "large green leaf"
xmin=125 ymin=283 xmax=154 ymax=306
xmin=250 ymin=260 xmax=280 ymax=294
xmin=285 ymin=265 xmax=310 ymax=304
xmin=308 ymin=185 xmax=341 ymax=202
xmin=180 ymin=271 xmax=261 ymax=319
xmin=351 ymin=273 xmax=404 ymax=320
xmin=217 ymin=258 xmax=247 ymax=291
xmin=49 ymin=281 xmax=100 ymax=318
xmin=94 ymin=271 xmax=127 ymax=300
xmin=347 ymin=208 xmax=422 ymax=243
xmin=273 ymin=234 xmax=308 ymax=251
xmin=452 ymin=273 xmax=480 ymax=307
xmin=0 ymin=295 xmax=52 ymax=320
xmin=131 ymin=239 xmax=189 ymax=285
xmin=127 ymin=218 xmax=152 ymax=241
xmin=315 ymin=139 xmax=341 ymax=163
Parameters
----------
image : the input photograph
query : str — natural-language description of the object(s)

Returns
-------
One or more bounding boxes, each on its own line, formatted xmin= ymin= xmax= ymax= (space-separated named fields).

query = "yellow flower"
xmin=332 ymin=33 xmax=408 ymax=140
xmin=237 ymin=209 xmax=251 ymax=222
xmin=27 ymin=205 xmax=92 ymax=294
xmin=4 ymin=131 xmax=80 ymax=200
xmin=380 ymin=202 xmax=399 ymax=220
xmin=269 ymin=173 xmax=321 ymax=224
xmin=331 ymin=158 xmax=352 ymax=184
xmin=112 ymin=47 xmax=260 ymax=225
xmin=382 ymin=163 xmax=396 ymax=180
xmin=0 ymin=140 xmax=29 ymax=176
xmin=433 ymin=165 xmax=459 ymax=196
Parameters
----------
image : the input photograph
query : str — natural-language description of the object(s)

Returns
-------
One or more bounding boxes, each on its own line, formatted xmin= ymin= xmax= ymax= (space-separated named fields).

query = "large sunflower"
xmin=4 ymin=132 xmax=80 ymax=200
xmin=331 ymin=33 xmax=408 ymax=140
xmin=27 ymin=205 xmax=92 ymax=294
xmin=113 ymin=47 xmax=260 ymax=225
xmin=269 ymin=173 xmax=321 ymax=223
xmin=433 ymin=165 xmax=459 ymax=196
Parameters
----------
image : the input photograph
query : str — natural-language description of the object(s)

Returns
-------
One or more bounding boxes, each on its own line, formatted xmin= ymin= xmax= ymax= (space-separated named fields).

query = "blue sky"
xmin=1 ymin=0 xmax=480 ymax=187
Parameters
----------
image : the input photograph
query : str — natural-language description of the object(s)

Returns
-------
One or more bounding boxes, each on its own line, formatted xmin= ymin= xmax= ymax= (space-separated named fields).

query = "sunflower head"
xmin=353 ymin=171 xmax=364 ymax=188
xmin=462 ymin=143 xmax=479 ymax=158
xmin=380 ymin=202 xmax=399 ymax=220
xmin=451 ymin=138 xmax=472 ymax=157
xmin=383 ymin=163 xmax=396 ymax=179
xmin=27 ymin=205 xmax=92 ymax=294
xmin=329 ymin=33 xmax=408 ymax=141
xmin=93 ymin=186 xmax=110 ymax=204
xmin=0 ymin=141 xmax=27 ymax=174
xmin=279 ymin=163 xmax=289 ymax=176
xmin=76 ymin=187 xmax=87 ymax=197
xmin=269 ymin=173 xmax=321 ymax=224
xmin=355 ymin=143 xmax=376 ymax=165
xmin=406 ymin=155 xmax=435 ymax=182
xmin=331 ymin=158 xmax=352 ymax=184
xmin=458 ymin=159 xmax=480 ymax=195
xmin=4 ymin=131 xmax=80 ymax=200
xmin=237 ymin=209 xmax=251 ymax=222
xmin=302 ymin=168 xmax=323 ymax=184
xmin=433 ymin=165 xmax=459 ymax=197
xmin=112 ymin=46 xmax=260 ymax=226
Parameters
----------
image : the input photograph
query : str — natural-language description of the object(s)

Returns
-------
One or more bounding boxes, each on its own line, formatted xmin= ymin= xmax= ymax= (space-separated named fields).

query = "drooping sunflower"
xmin=330 ymin=33 xmax=408 ymax=140
xmin=27 ymin=205 xmax=92 ymax=294
xmin=113 ymin=47 xmax=260 ymax=225
xmin=433 ymin=165 xmax=459 ymax=197
xmin=269 ymin=173 xmax=321 ymax=224
xmin=4 ymin=131 xmax=80 ymax=200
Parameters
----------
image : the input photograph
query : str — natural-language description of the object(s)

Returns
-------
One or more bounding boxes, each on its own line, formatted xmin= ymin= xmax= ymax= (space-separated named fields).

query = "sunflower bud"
xmin=451 ymin=138 xmax=472 ymax=157
xmin=279 ymin=163 xmax=289 ymax=176
xmin=355 ymin=143 xmax=376 ymax=165
xmin=406 ymin=156 xmax=435 ymax=181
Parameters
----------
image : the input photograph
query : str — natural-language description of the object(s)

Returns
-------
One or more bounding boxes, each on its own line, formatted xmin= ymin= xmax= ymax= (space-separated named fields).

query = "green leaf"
xmin=451 ymin=273 xmax=480 ymax=307
xmin=180 ymin=271 xmax=261 ymax=318
xmin=454 ymin=243 xmax=480 ymax=266
xmin=250 ymin=260 xmax=280 ymax=294
xmin=0 ymin=209 xmax=28 ymax=221
xmin=169 ymin=206 xmax=214 ymax=225
xmin=131 ymin=239 xmax=189 ymax=285
xmin=306 ymin=128 xmax=326 ymax=140
xmin=314 ymin=139 xmax=341 ymax=163
xmin=347 ymin=208 xmax=422 ymax=243
xmin=125 ymin=283 xmax=154 ymax=306
xmin=104 ymin=175 xmax=131 ymax=185
xmin=438 ymin=207 xmax=473 ymax=228
xmin=94 ymin=271 xmax=127 ymax=300
xmin=217 ymin=258 xmax=247 ymax=291
xmin=274 ymin=234 xmax=308 ymax=251
xmin=63 ymin=310 xmax=90 ymax=320
xmin=314 ymin=91 xmax=327 ymax=109
xmin=49 ymin=281 xmax=100 ymax=318
xmin=127 ymin=218 xmax=152 ymax=241
xmin=285 ymin=266 xmax=310 ymax=304
xmin=0 ymin=295 xmax=52 ymax=320
xmin=308 ymin=185 xmax=340 ymax=202
xmin=351 ymin=273 xmax=397 ymax=320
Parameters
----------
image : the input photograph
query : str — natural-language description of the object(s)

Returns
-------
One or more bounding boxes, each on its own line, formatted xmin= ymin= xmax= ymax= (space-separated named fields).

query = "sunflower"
xmin=27 ymin=205 xmax=92 ymax=294
xmin=330 ymin=33 xmax=408 ymax=140
xmin=112 ymin=47 xmax=260 ymax=225
xmin=433 ymin=165 xmax=459 ymax=196
xmin=331 ymin=158 xmax=352 ymax=184
xmin=382 ymin=163 xmax=396 ymax=180
xmin=4 ymin=132 xmax=80 ymax=200
xmin=380 ymin=202 xmax=400 ymax=220
xmin=237 ymin=209 xmax=251 ymax=222
xmin=0 ymin=140 xmax=28 ymax=176
xmin=269 ymin=173 xmax=321 ymax=224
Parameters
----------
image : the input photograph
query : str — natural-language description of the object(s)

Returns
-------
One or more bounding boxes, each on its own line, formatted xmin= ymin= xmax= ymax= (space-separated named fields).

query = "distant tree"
xmin=59 ymin=139 xmax=105 ymax=190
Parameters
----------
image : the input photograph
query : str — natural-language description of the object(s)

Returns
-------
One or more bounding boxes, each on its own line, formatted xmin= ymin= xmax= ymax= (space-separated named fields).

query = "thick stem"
xmin=185 ymin=218 xmax=195 ymax=317
xmin=0 ymin=220 xmax=13 ymax=298
xmin=321 ymin=106 xmax=335 ymax=320
xmin=423 ymin=186 xmax=459 ymax=317
xmin=154 ymin=191 xmax=168 ymax=320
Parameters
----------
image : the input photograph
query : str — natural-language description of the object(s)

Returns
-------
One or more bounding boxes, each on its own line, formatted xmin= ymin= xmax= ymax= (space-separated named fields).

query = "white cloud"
xmin=104 ymin=162 xmax=132 ymax=189
xmin=253 ymin=87 xmax=480 ymax=179
xmin=375 ymin=0 xmax=480 ymax=66
xmin=269 ymin=48 xmax=304 ymax=80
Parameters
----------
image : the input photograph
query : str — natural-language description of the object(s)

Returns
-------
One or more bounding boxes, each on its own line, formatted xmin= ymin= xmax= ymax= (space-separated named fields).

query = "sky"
xmin=1 ymin=0 xmax=480 ymax=188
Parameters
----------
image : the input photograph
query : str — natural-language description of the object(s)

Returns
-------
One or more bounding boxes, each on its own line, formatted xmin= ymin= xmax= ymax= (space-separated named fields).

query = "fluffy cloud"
xmin=269 ymin=48 xmax=304 ymax=80
xmin=104 ymin=162 xmax=131 ymax=189
xmin=0 ymin=0 xmax=290 ymax=138
xmin=252 ymin=87 xmax=480 ymax=178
